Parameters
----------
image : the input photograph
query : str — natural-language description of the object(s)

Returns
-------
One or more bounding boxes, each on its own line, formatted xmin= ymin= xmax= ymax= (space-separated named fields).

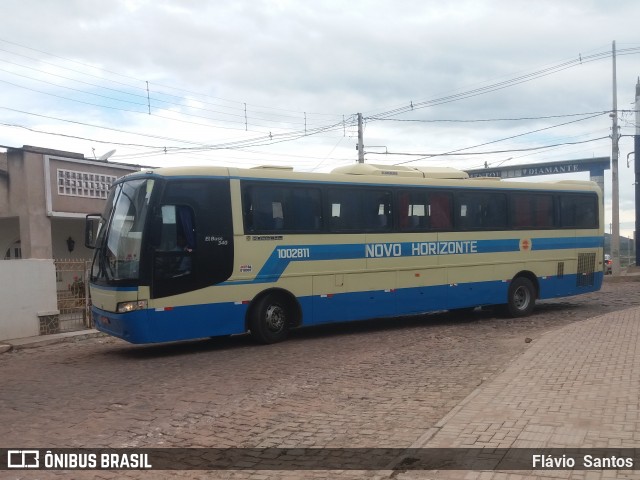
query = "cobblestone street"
xmin=1 ymin=280 xmax=639 ymax=479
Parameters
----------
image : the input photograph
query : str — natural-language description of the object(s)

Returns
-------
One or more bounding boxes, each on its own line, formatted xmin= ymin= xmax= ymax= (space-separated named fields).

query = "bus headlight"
xmin=116 ymin=300 xmax=148 ymax=313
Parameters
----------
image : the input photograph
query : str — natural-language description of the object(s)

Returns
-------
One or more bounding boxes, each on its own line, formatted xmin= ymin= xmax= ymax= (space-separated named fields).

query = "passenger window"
xmin=243 ymin=184 xmax=322 ymax=232
xmin=455 ymin=192 xmax=506 ymax=230
xmin=429 ymin=192 xmax=453 ymax=230
xmin=154 ymin=205 xmax=195 ymax=278
xmin=510 ymin=194 xmax=554 ymax=229
xmin=328 ymin=189 xmax=392 ymax=232
xmin=362 ymin=190 xmax=392 ymax=231
xmin=329 ymin=189 xmax=358 ymax=231
xmin=398 ymin=191 xmax=428 ymax=231
xmin=560 ymin=194 xmax=598 ymax=228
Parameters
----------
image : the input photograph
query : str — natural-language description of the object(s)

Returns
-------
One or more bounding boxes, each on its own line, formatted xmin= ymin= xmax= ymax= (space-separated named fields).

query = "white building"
xmin=0 ymin=145 xmax=139 ymax=341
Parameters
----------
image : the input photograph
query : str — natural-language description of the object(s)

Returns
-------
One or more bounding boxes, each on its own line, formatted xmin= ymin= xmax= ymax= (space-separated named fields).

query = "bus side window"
xmin=330 ymin=202 xmax=344 ymax=230
xmin=484 ymin=195 xmax=506 ymax=229
xmin=244 ymin=186 xmax=269 ymax=231
xmin=511 ymin=195 xmax=532 ymax=228
xmin=511 ymin=194 xmax=553 ymax=229
xmin=155 ymin=205 xmax=195 ymax=278
xmin=562 ymin=194 xmax=597 ymax=229
xmin=560 ymin=195 xmax=587 ymax=228
xmin=158 ymin=205 xmax=178 ymax=250
xmin=399 ymin=191 xmax=428 ymax=231
xmin=429 ymin=193 xmax=452 ymax=230
xmin=361 ymin=190 xmax=391 ymax=231
xmin=161 ymin=205 xmax=195 ymax=251
xmin=535 ymin=196 xmax=554 ymax=227
xmin=272 ymin=202 xmax=284 ymax=230
xmin=329 ymin=189 xmax=357 ymax=231
xmin=291 ymin=190 xmax=321 ymax=231
xmin=398 ymin=192 xmax=410 ymax=230
xmin=252 ymin=203 xmax=273 ymax=231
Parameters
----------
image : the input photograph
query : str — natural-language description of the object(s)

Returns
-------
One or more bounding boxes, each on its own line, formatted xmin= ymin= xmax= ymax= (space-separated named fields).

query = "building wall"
xmin=0 ymin=259 xmax=57 ymax=341
xmin=0 ymin=176 xmax=8 ymax=216
xmin=51 ymin=218 xmax=93 ymax=260
xmin=0 ymin=147 xmax=139 ymax=260
xmin=0 ymin=152 xmax=8 ymax=216
xmin=51 ymin=218 xmax=93 ymax=291
xmin=0 ymin=146 xmax=140 ymax=338
xmin=48 ymin=157 xmax=129 ymax=214
xmin=0 ymin=217 xmax=20 ymax=258
xmin=6 ymin=149 xmax=52 ymax=258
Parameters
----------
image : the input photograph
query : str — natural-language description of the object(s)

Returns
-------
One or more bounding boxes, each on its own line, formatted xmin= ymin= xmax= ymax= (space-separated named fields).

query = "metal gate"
xmin=54 ymin=259 xmax=92 ymax=332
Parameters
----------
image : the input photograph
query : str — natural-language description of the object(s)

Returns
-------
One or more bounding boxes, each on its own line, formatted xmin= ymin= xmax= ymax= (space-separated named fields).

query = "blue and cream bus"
xmin=86 ymin=163 xmax=603 ymax=344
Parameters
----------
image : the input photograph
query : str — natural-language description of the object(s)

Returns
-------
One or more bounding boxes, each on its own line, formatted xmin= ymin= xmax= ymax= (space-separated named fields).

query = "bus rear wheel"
xmin=249 ymin=294 xmax=290 ymax=344
xmin=506 ymin=277 xmax=536 ymax=317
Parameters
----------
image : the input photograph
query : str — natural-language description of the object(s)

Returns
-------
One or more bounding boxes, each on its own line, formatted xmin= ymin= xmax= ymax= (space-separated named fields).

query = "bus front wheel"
xmin=506 ymin=277 xmax=536 ymax=317
xmin=249 ymin=294 xmax=290 ymax=344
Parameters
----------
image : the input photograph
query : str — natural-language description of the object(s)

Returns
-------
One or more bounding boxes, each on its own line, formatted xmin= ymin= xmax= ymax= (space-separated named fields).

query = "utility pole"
xmin=611 ymin=41 xmax=621 ymax=275
xmin=635 ymin=77 xmax=640 ymax=266
xmin=357 ymin=113 xmax=365 ymax=163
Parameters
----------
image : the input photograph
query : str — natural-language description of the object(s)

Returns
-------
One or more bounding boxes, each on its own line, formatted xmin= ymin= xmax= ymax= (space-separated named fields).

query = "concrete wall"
xmin=0 ymin=148 xmax=139 ymax=260
xmin=7 ymin=150 xmax=52 ymax=259
xmin=51 ymin=218 xmax=92 ymax=290
xmin=0 ymin=217 xmax=20 ymax=258
xmin=51 ymin=218 xmax=93 ymax=260
xmin=0 ymin=259 xmax=57 ymax=341
xmin=48 ymin=157 xmax=128 ymax=214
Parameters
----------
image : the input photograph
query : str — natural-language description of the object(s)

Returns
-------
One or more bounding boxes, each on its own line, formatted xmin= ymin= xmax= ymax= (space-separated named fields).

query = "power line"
xmin=393 ymin=112 xmax=608 ymax=165
xmin=366 ymin=48 xmax=640 ymax=122
xmin=0 ymin=70 xmax=334 ymax=132
xmin=369 ymin=136 xmax=609 ymax=158
xmin=0 ymin=107 xmax=213 ymax=146
xmin=3 ymin=37 xmax=637 ymax=133
xmin=0 ymin=121 xmax=163 ymax=148
xmin=0 ymin=38 xmax=344 ymax=120
xmin=0 ymin=55 xmax=342 ymax=129
xmin=2 ymin=36 xmax=636 ymax=161
xmin=0 ymin=106 xmax=354 ymax=154
xmin=0 ymin=76 xmax=351 ymax=135
xmin=372 ymin=111 xmax=611 ymax=123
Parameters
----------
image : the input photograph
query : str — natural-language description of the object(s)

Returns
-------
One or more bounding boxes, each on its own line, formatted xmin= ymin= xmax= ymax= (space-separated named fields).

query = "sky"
xmin=1 ymin=0 xmax=639 ymax=237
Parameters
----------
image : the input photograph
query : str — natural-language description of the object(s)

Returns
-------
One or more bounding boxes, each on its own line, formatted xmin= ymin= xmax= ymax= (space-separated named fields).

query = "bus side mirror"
xmin=85 ymin=214 xmax=101 ymax=248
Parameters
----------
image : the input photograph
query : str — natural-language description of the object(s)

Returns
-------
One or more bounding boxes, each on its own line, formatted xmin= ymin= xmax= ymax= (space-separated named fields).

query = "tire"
xmin=249 ymin=294 xmax=290 ymax=344
xmin=506 ymin=277 xmax=536 ymax=317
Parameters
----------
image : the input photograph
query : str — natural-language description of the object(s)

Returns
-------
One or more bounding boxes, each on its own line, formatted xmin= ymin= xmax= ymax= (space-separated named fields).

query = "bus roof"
xmin=126 ymin=164 xmax=601 ymax=195
xmin=330 ymin=163 xmax=469 ymax=179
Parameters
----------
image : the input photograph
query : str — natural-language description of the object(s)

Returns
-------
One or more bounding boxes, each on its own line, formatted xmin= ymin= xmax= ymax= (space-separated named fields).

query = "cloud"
xmin=0 ymin=0 xmax=637 ymax=182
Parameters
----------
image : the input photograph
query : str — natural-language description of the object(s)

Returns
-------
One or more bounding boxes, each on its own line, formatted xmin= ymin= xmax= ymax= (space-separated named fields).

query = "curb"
xmin=0 ymin=330 xmax=104 ymax=353
xmin=603 ymin=274 xmax=640 ymax=283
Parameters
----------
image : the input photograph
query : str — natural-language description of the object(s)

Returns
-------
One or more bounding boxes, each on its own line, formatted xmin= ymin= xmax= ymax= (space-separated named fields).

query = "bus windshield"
xmin=91 ymin=178 xmax=154 ymax=283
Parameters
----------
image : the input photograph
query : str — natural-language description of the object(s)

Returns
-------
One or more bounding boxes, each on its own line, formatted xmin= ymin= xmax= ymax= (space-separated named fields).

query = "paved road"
xmin=2 ymin=280 xmax=639 ymax=479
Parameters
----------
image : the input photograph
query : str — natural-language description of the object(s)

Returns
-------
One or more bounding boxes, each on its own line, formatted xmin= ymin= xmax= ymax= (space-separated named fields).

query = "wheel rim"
xmin=514 ymin=286 xmax=531 ymax=311
xmin=264 ymin=304 xmax=286 ymax=333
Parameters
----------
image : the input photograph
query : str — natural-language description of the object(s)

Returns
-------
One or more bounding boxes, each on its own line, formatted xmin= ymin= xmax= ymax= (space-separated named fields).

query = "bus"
xmin=86 ymin=163 xmax=604 ymax=344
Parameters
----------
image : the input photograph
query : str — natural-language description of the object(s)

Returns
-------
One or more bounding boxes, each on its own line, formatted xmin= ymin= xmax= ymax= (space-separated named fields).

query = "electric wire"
xmin=368 ymin=136 xmax=609 ymax=158
xmin=365 ymin=48 xmax=640 ymax=122
xmin=1 ymin=37 xmax=636 ymax=160
xmin=393 ymin=112 xmax=608 ymax=165
xmin=0 ymin=38 xmax=344 ymax=121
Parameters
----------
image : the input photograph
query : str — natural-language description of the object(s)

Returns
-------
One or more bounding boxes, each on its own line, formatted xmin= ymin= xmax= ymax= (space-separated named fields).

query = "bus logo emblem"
xmin=520 ymin=239 xmax=532 ymax=251
xmin=7 ymin=450 xmax=39 ymax=468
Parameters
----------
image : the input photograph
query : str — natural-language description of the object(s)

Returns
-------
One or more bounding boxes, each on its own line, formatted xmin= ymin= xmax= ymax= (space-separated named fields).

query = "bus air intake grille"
xmin=557 ymin=262 xmax=564 ymax=279
xmin=576 ymin=253 xmax=596 ymax=287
